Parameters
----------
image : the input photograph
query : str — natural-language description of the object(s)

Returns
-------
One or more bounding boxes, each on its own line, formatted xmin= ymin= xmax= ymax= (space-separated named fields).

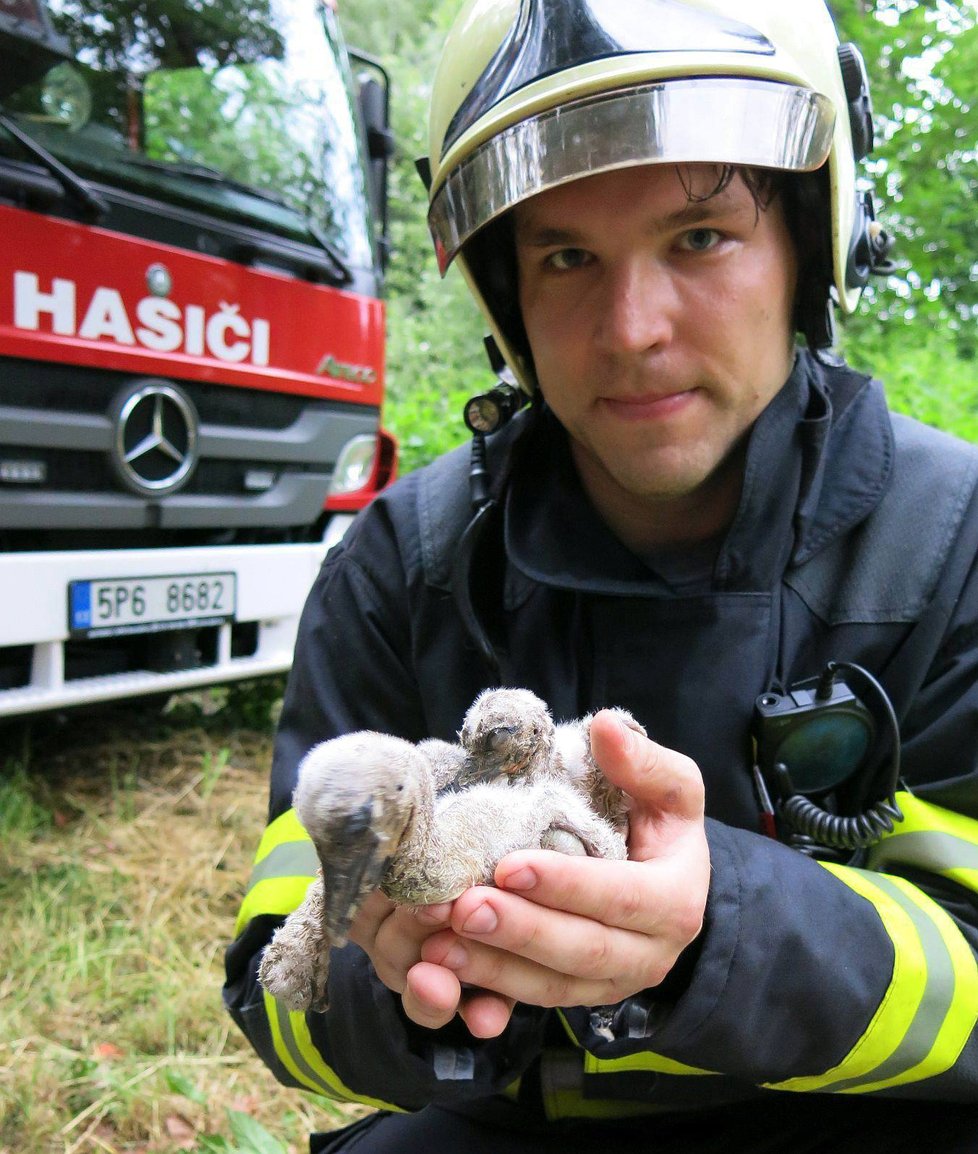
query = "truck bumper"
xmin=0 ymin=534 xmax=351 ymax=718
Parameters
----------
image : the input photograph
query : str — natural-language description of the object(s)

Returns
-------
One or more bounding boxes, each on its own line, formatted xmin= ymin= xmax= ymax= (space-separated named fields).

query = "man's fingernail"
xmin=500 ymin=866 xmax=537 ymax=891
xmin=616 ymin=713 xmax=637 ymax=748
xmin=461 ymin=903 xmax=498 ymax=934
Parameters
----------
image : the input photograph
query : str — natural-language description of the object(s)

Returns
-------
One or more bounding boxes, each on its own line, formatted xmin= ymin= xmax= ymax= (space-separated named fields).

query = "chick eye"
xmin=546 ymin=247 xmax=590 ymax=271
xmin=681 ymin=228 xmax=721 ymax=252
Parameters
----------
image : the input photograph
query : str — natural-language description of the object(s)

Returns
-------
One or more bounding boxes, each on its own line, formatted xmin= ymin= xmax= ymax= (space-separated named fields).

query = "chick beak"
xmin=454 ymin=758 xmax=518 ymax=788
xmin=317 ymin=800 xmax=390 ymax=943
xmin=455 ymin=725 xmax=525 ymax=787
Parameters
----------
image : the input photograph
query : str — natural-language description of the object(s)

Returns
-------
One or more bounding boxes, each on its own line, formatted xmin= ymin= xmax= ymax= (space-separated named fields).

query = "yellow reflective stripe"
xmin=532 ymin=1046 xmax=709 ymax=1119
xmin=235 ymin=875 xmax=316 ymax=937
xmin=869 ymin=792 xmax=978 ymax=894
xmin=554 ymin=1009 xmax=717 ymax=1078
xmin=879 ymin=793 xmax=978 ymax=844
xmin=255 ymin=807 xmax=310 ymax=864
xmin=234 ymin=808 xmax=318 ymax=936
xmin=820 ymin=873 xmax=975 ymax=1094
xmin=264 ymin=989 xmax=404 ymax=1113
xmin=238 ymin=811 xmax=400 ymax=1113
xmin=766 ymin=866 xmax=978 ymax=1093
xmin=582 ymin=1050 xmax=717 ymax=1078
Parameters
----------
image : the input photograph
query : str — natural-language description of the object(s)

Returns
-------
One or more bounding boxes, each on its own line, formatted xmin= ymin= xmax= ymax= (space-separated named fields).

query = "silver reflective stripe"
xmin=429 ymin=78 xmax=835 ymax=272
xmin=432 ymin=1045 xmax=476 ymax=1081
xmin=871 ymin=831 xmax=978 ymax=879
xmin=247 ymin=839 xmax=319 ymax=890
xmin=818 ymin=873 xmax=957 ymax=1093
xmin=765 ymin=864 xmax=978 ymax=1094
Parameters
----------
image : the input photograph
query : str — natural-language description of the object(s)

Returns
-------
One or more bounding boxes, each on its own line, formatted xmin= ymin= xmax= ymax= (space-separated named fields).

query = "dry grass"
xmin=0 ymin=686 xmax=367 ymax=1154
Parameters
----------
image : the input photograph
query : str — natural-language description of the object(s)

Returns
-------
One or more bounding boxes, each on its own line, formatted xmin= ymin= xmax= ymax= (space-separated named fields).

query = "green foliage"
xmin=163 ymin=675 xmax=286 ymax=732
xmin=52 ymin=0 xmax=285 ymax=72
xmin=220 ymin=677 xmax=286 ymax=731
xmin=0 ymin=712 xmax=359 ymax=1152
xmin=830 ymin=2 xmax=977 ymax=358
xmin=340 ymin=0 xmax=491 ymax=472
xmin=191 ymin=1109 xmax=291 ymax=1153
xmin=841 ymin=313 xmax=978 ymax=438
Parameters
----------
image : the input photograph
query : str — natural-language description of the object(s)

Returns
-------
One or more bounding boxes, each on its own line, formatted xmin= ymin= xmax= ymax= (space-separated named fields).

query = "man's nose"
xmin=594 ymin=258 xmax=676 ymax=354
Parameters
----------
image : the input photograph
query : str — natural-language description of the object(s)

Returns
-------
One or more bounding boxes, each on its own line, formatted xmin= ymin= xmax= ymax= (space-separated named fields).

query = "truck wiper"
xmin=129 ymin=156 xmax=289 ymax=202
xmin=0 ymin=111 xmax=108 ymax=220
xmin=303 ymin=220 xmax=353 ymax=287
xmin=129 ymin=156 xmax=352 ymax=285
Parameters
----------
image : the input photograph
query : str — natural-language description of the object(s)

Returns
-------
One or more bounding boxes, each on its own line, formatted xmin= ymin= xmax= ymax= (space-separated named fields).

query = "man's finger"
xmin=589 ymin=710 xmax=705 ymax=822
xmin=494 ymin=844 xmax=706 ymax=941
xmin=352 ymin=900 xmax=456 ymax=996
xmin=437 ymin=867 xmax=696 ymax=975
xmin=458 ymin=989 xmax=517 ymax=1039
xmin=492 ymin=852 xmax=680 ymax=931
xmin=347 ymin=890 xmax=398 ymax=950
xmin=402 ymin=961 xmax=462 ymax=1030
xmin=423 ymin=927 xmax=660 ymax=1007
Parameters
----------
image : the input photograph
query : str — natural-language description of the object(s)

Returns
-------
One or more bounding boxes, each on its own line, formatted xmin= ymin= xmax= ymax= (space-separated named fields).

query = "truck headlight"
xmin=329 ymin=433 xmax=378 ymax=496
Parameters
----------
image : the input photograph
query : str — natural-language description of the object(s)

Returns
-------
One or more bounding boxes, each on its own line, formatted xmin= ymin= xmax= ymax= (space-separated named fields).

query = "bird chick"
xmin=458 ymin=687 xmax=644 ymax=832
xmin=257 ymin=689 xmax=642 ymax=1012
xmin=456 ymin=687 xmax=557 ymax=783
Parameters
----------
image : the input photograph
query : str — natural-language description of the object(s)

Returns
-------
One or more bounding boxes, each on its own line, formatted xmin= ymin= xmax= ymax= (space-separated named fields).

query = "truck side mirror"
xmin=0 ymin=0 xmax=72 ymax=98
xmin=350 ymin=52 xmax=393 ymax=271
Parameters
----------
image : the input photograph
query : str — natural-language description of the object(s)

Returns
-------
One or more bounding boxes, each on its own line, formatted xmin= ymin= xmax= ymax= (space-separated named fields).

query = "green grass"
xmin=0 ymin=686 xmax=366 ymax=1154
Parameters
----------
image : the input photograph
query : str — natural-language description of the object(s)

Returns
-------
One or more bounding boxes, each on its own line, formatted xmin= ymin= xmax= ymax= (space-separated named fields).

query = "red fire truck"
xmin=0 ymin=0 xmax=396 ymax=717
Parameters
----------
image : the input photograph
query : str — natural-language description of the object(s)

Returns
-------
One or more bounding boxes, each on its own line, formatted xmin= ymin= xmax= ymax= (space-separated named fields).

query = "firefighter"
xmin=225 ymin=1 xmax=978 ymax=1150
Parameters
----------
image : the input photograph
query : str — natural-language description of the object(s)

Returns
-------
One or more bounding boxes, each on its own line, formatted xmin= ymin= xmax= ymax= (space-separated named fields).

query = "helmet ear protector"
xmin=839 ymin=42 xmax=895 ymax=295
xmin=839 ymin=42 xmax=874 ymax=163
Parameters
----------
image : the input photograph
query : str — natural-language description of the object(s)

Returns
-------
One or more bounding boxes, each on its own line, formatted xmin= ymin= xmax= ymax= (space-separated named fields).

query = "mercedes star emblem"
xmin=111 ymin=380 xmax=199 ymax=496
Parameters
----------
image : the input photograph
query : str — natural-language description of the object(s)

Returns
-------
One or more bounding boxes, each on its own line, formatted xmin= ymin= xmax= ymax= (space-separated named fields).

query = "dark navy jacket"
xmin=225 ymin=352 xmax=978 ymax=1116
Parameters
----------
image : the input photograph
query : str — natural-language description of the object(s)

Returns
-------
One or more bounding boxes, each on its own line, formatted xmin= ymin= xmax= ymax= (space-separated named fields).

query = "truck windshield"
xmin=0 ymin=0 xmax=375 ymax=268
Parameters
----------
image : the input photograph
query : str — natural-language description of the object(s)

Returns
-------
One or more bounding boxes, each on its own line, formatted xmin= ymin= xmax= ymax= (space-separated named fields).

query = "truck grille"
xmin=0 ymin=359 xmax=379 ymax=547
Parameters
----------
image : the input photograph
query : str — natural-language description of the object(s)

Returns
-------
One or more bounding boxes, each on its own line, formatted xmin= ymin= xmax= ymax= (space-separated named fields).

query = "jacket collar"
xmin=503 ymin=350 xmax=894 ymax=595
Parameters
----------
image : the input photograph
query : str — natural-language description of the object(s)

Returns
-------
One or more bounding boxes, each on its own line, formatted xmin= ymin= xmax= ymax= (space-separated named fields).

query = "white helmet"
xmin=424 ymin=0 xmax=891 ymax=392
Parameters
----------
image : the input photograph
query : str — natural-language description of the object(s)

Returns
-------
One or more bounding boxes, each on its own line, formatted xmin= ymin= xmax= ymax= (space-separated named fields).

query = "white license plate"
xmin=68 ymin=572 xmax=236 ymax=637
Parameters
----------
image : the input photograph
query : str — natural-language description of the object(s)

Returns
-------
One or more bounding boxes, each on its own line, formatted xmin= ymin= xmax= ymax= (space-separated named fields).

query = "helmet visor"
xmin=429 ymin=77 xmax=835 ymax=274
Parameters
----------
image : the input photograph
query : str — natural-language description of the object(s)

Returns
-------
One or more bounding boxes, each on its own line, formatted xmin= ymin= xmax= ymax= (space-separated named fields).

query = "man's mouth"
xmin=599 ymin=387 xmax=698 ymax=420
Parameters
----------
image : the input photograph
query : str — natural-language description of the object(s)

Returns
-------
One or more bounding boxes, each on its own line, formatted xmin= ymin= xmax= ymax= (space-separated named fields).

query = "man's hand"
xmin=346 ymin=886 xmax=519 ymax=1037
xmin=407 ymin=710 xmax=710 ymax=1037
xmin=345 ymin=891 xmax=463 ymax=1020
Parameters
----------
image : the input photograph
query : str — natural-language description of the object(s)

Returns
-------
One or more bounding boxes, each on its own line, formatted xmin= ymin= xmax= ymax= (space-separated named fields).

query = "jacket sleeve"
xmin=559 ymin=817 xmax=978 ymax=1098
xmin=562 ymin=550 xmax=978 ymax=1102
xmin=223 ymin=496 xmax=549 ymax=1111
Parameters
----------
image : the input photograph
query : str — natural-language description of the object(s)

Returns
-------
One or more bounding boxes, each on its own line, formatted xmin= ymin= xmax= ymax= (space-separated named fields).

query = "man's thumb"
xmin=589 ymin=709 xmax=704 ymax=821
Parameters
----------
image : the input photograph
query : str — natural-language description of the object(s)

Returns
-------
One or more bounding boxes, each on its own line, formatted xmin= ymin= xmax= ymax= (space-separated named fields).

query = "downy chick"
xmin=258 ymin=688 xmax=641 ymax=1011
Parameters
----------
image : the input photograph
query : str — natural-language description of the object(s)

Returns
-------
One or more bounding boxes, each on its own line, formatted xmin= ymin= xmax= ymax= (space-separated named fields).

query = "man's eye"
xmin=681 ymin=229 xmax=721 ymax=252
xmin=546 ymin=248 xmax=590 ymax=271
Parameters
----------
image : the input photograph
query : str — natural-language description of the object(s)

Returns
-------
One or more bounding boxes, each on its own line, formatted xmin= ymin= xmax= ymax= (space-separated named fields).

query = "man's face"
xmin=514 ymin=164 xmax=799 ymax=549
